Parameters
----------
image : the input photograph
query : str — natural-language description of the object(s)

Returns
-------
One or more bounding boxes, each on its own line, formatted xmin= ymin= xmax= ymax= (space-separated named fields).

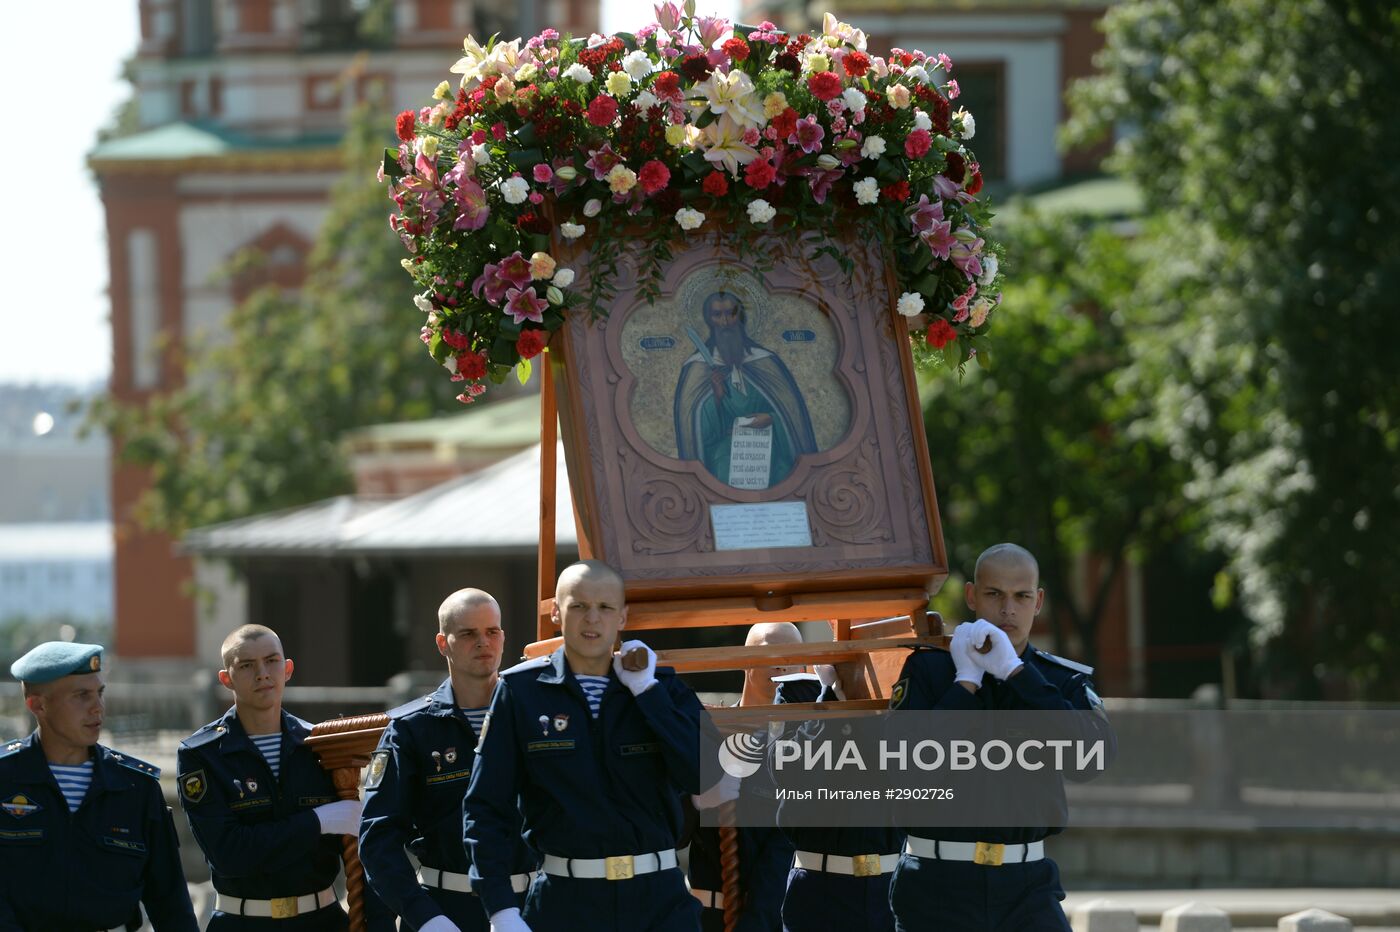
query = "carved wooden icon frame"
xmin=549 ymin=226 xmax=947 ymax=610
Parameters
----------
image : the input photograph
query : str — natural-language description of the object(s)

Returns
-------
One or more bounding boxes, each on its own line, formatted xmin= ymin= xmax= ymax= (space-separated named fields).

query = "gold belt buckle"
xmin=973 ymin=842 xmax=1004 ymax=867
xmin=851 ymin=853 xmax=882 ymax=877
xmin=604 ymin=854 xmax=635 ymax=880
xmin=269 ymin=895 xmax=300 ymax=918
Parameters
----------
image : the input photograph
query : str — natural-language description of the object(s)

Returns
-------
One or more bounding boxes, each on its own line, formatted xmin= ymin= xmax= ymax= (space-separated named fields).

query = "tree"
xmin=1065 ymin=0 xmax=1400 ymax=696
xmin=923 ymin=209 xmax=1193 ymax=671
xmin=92 ymin=108 xmax=462 ymax=534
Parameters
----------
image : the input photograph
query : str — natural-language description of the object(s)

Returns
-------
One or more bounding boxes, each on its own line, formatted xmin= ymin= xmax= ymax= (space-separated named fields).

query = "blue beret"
xmin=10 ymin=642 xmax=104 ymax=684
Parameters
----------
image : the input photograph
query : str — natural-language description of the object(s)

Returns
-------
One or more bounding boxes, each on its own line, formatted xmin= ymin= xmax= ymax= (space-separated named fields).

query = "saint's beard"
xmin=713 ymin=324 xmax=748 ymax=368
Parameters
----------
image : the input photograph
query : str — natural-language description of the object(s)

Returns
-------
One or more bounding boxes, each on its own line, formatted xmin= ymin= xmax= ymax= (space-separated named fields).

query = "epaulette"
xmin=386 ymin=694 xmax=434 ymax=719
xmin=106 ymin=749 xmax=161 ymax=780
xmin=179 ymin=724 xmax=229 ymax=750
xmin=1035 ymin=650 xmax=1094 ymax=677
xmin=0 ymin=739 xmax=26 ymax=759
xmin=501 ymin=656 xmax=552 ymax=677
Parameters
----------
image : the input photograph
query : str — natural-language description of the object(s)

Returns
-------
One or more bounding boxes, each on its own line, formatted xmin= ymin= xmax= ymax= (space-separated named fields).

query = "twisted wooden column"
xmin=718 ymin=800 xmax=741 ymax=932
xmin=307 ymin=713 xmax=390 ymax=932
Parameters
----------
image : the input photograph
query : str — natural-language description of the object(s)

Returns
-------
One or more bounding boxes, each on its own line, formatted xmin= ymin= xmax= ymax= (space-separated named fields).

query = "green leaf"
xmin=507 ymin=147 xmax=544 ymax=170
xmin=516 ymin=357 xmax=533 ymax=385
xmin=941 ymin=340 xmax=961 ymax=368
xmin=694 ymin=108 xmax=718 ymax=129
xmin=382 ymin=148 xmax=404 ymax=179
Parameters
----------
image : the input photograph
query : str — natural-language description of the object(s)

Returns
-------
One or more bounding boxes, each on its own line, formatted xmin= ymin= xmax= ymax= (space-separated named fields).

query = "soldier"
xmin=463 ymin=560 xmax=703 ymax=932
xmin=0 ymin=641 xmax=199 ymax=931
xmin=359 ymin=589 xmax=537 ymax=931
xmin=177 ymin=624 xmax=381 ymax=930
xmin=685 ymin=622 xmax=798 ymax=932
xmin=887 ymin=544 xmax=1115 ymax=931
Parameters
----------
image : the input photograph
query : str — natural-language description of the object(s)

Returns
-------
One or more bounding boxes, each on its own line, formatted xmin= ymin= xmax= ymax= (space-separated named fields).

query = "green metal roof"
xmin=89 ymin=121 xmax=342 ymax=163
xmin=346 ymin=392 xmax=544 ymax=452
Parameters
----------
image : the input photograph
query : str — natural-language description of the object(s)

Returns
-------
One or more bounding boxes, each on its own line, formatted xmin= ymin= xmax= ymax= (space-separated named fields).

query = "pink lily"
xmin=505 ymin=287 xmax=548 ymax=324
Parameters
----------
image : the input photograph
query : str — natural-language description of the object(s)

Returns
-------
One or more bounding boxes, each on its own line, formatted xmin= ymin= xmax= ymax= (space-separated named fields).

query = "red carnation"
xmin=680 ymin=54 xmax=713 ymax=83
xmin=638 ymin=159 xmax=671 ymax=195
xmin=807 ymin=71 xmax=843 ymax=101
xmin=744 ymin=158 xmax=776 ymax=189
xmin=843 ymin=50 xmax=871 ymax=77
xmin=586 ymin=94 xmax=619 ymax=127
xmin=458 ymin=351 xmax=489 ymax=379
xmin=770 ymin=106 xmax=799 ymax=140
xmin=723 ymin=37 xmax=750 ymax=61
xmin=967 ymin=171 xmax=983 ymax=195
xmin=943 ymin=151 xmax=967 ymax=184
xmin=395 ymin=110 xmax=416 ymax=142
xmin=882 ymin=179 xmax=910 ymax=202
xmin=926 ymin=319 xmax=957 ymax=350
xmin=773 ymin=52 xmax=800 ymax=75
xmin=905 ymin=129 xmax=932 ymax=159
xmin=702 ymin=170 xmax=730 ymax=197
xmin=516 ymin=329 xmax=548 ymax=360
xmin=654 ymin=71 xmax=681 ymax=98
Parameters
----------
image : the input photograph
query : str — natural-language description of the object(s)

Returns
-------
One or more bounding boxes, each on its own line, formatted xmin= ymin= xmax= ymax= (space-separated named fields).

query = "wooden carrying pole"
xmin=306 ymin=714 xmax=390 ymax=932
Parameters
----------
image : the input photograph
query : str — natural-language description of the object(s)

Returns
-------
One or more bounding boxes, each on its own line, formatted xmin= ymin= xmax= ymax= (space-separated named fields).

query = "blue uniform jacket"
xmin=177 ymin=707 xmax=354 ymax=902
xmin=889 ymin=642 xmax=1116 ymax=844
xmin=0 ymin=732 xmax=198 ymax=931
xmin=463 ymin=647 xmax=702 ymax=916
xmin=360 ymin=678 xmax=538 ymax=931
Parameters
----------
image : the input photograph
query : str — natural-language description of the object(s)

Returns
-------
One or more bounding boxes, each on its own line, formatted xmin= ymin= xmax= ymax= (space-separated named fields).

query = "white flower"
xmin=842 ymin=87 xmax=867 ymax=112
xmin=564 ymin=62 xmax=594 ymax=84
xmin=860 ymin=135 xmax=886 ymax=159
xmin=444 ymin=355 xmax=459 ymax=374
xmin=853 ymin=177 xmax=879 ymax=205
xmin=514 ymin=62 xmax=539 ymax=84
xmin=746 ymin=199 xmax=776 ymax=224
xmin=634 ymin=90 xmax=659 ymax=111
xmin=552 ymin=268 xmax=575 ymax=287
xmin=413 ymin=293 xmax=434 ymax=313
xmin=623 ymin=49 xmax=654 ymax=81
xmin=560 ymin=222 xmax=586 ymax=239
xmin=471 ymin=144 xmax=491 ymax=165
xmin=978 ymin=253 xmax=999 ymax=286
xmin=913 ymin=110 xmax=932 ymax=132
xmin=896 ymin=292 xmax=925 ymax=317
xmin=695 ymin=69 xmax=765 ymax=129
xmin=583 ymin=198 xmax=603 ymax=217
xmin=675 ymin=207 xmax=706 ymax=230
xmin=816 ymin=154 xmax=840 ymax=171
xmin=905 ymin=65 xmax=930 ymax=84
xmin=606 ymin=164 xmax=638 ymax=194
xmin=956 ymin=108 xmax=976 ymax=139
xmin=500 ymin=176 xmax=529 ymax=204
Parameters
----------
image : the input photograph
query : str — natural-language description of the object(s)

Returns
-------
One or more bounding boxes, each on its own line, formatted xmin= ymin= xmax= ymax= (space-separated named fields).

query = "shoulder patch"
xmin=109 ymin=751 xmax=161 ymax=780
xmin=1035 ymin=650 xmax=1094 ymax=677
xmin=501 ymin=656 xmax=552 ymax=677
xmin=179 ymin=770 xmax=208 ymax=804
xmin=363 ymin=751 xmax=390 ymax=790
xmin=889 ymin=678 xmax=910 ymax=709
xmin=387 ymin=695 xmax=434 ymax=720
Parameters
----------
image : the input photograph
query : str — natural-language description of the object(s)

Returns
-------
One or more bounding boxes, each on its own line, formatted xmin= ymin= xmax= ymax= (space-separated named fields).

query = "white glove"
xmin=613 ymin=639 xmax=658 ymax=696
xmin=313 ymin=798 xmax=362 ymax=835
xmin=949 ymin=622 xmax=987 ymax=688
xmin=691 ymin=771 xmax=742 ymax=810
xmin=814 ymin=664 xmax=846 ymax=701
xmin=489 ymin=907 xmax=532 ymax=932
xmin=420 ymin=917 xmax=464 ymax=932
xmin=969 ymin=620 xmax=1024 ymax=680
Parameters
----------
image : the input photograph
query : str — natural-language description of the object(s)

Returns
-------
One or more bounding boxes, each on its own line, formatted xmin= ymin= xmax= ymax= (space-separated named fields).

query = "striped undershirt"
xmin=49 ymin=760 xmax=93 ymax=812
xmin=250 ymin=733 xmax=282 ymax=780
xmin=462 ymin=707 xmax=489 ymax=738
xmin=576 ymin=675 xmax=610 ymax=718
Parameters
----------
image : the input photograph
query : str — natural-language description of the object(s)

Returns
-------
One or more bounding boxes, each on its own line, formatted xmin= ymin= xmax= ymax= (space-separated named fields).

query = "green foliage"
xmin=1065 ymin=0 xmax=1400 ymax=695
xmin=90 ymin=107 xmax=460 ymax=535
xmin=924 ymin=211 xmax=1191 ymax=667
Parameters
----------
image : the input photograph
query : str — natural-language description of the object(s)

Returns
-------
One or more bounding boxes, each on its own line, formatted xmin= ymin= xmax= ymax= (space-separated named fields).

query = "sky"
xmin=0 ymin=0 xmax=731 ymax=387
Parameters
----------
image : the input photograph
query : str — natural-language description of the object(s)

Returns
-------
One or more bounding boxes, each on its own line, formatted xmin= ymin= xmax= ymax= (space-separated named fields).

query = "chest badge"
xmin=538 ymin=715 xmax=550 ymax=736
xmin=2 ymin=794 xmax=40 ymax=818
xmin=180 ymin=770 xmax=207 ymax=804
xmin=552 ymin=714 xmax=570 ymax=732
xmin=246 ymin=779 xmax=259 ymax=794
xmin=444 ymin=748 xmax=458 ymax=764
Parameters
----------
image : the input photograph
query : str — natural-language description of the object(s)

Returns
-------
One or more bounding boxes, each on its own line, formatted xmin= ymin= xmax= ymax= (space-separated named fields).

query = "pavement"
xmin=1064 ymin=888 xmax=1400 ymax=929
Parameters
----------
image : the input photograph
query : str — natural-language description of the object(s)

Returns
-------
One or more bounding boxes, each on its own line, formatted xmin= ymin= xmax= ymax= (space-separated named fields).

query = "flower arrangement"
xmin=383 ymin=5 xmax=1002 ymax=402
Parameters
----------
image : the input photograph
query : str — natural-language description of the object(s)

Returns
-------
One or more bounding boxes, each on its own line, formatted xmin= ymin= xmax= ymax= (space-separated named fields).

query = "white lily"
xmin=701 ymin=115 xmax=759 ymax=176
xmin=822 ymin=13 xmax=866 ymax=50
xmin=450 ymin=35 xmax=491 ymax=86
xmin=692 ymin=69 xmax=765 ymax=129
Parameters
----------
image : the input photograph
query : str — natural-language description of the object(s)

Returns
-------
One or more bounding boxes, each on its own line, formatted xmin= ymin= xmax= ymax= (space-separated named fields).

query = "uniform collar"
xmin=5 ymin=732 xmax=54 ymax=784
xmin=12 ymin=732 xmax=129 ymax=793
xmin=427 ymin=678 xmax=460 ymax=716
xmin=216 ymin=706 xmax=304 ymax=754
xmin=537 ymin=647 xmax=571 ymax=685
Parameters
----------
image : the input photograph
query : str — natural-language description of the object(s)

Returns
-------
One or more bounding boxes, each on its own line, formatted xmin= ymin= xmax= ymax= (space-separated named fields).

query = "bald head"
xmin=974 ymin=543 xmax=1040 ymax=586
xmin=438 ymin=588 xmax=500 ymax=632
xmin=221 ymin=624 xmax=282 ymax=669
xmin=555 ymin=560 xmax=626 ymax=603
xmin=745 ymin=622 xmax=802 ymax=647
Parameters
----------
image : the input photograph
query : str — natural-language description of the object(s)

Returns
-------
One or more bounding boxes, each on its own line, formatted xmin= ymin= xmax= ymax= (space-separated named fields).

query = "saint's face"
xmin=705 ymin=296 xmax=743 ymax=332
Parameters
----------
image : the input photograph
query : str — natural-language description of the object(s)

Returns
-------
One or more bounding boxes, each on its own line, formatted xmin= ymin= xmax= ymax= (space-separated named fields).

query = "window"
xmin=181 ymin=0 xmax=217 ymax=56
xmin=951 ymin=63 xmax=1005 ymax=183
